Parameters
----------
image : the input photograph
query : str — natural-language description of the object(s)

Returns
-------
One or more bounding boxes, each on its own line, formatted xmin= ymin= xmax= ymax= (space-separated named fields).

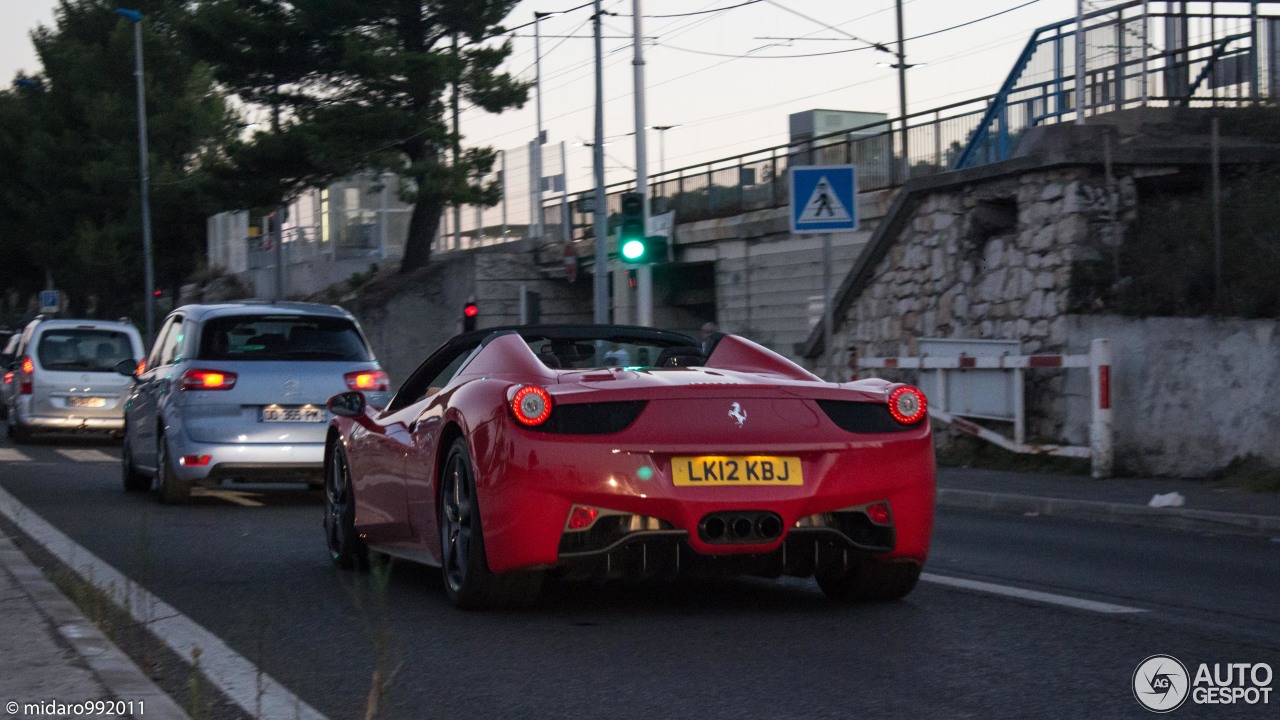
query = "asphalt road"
xmin=1 ymin=431 xmax=1277 ymax=719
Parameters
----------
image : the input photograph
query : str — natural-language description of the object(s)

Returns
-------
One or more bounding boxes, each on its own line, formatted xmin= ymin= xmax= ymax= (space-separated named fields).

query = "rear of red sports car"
xmin=455 ymin=332 xmax=935 ymax=604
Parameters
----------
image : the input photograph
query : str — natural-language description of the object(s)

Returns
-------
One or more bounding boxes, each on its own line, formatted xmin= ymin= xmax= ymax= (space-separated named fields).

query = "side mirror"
xmin=114 ymin=359 xmax=138 ymax=377
xmin=328 ymin=391 xmax=366 ymax=418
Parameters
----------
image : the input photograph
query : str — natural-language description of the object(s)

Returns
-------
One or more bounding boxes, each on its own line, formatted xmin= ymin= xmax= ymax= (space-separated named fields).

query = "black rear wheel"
xmin=324 ymin=442 xmax=367 ymax=570
xmin=817 ymin=559 xmax=922 ymax=602
xmin=121 ymin=426 xmax=149 ymax=492
xmin=10 ymin=420 xmax=32 ymax=444
xmin=155 ymin=437 xmax=190 ymax=504
xmin=438 ymin=438 xmax=542 ymax=610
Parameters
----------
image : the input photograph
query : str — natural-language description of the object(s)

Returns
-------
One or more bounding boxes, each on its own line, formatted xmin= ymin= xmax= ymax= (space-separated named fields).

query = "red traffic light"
xmin=463 ymin=303 xmax=479 ymax=318
xmin=153 ymin=290 xmax=162 ymax=297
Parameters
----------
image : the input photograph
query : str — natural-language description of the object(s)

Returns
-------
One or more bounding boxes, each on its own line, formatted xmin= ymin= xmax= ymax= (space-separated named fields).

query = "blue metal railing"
xmin=956 ymin=1 xmax=1280 ymax=169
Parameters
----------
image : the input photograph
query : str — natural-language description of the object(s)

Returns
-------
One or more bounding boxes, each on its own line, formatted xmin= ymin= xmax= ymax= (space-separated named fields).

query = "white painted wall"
xmin=1064 ymin=315 xmax=1280 ymax=477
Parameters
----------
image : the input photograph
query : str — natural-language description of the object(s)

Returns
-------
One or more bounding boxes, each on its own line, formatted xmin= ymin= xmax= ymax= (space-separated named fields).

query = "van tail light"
xmin=19 ymin=356 xmax=33 ymax=395
xmin=345 ymin=370 xmax=390 ymax=392
xmin=180 ymin=369 xmax=238 ymax=391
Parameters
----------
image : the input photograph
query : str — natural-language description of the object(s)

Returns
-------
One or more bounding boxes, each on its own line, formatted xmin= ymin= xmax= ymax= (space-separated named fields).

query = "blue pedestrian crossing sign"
xmin=790 ymin=164 xmax=858 ymax=233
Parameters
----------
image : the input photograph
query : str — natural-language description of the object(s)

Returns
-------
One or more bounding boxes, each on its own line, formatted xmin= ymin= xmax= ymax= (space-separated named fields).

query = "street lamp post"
xmin=650 ymin=124 xmax=680 ymax=175
xmin=116 ymin=8 xmax=156 ymax=343
xmin=533 ymin=11 xmax=562 ymax=241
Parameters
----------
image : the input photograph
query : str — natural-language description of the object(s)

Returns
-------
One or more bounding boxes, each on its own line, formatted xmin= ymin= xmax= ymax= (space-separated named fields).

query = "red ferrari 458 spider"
xmin=323 ymin=325 xmax=934 ymax=609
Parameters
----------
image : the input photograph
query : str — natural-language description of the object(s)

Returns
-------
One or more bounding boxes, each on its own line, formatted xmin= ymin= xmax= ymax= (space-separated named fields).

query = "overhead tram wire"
xmin=467 ymin=0 xmax=736 ymax=147
xmin=658 ymin=0 xmax=1046 ymax=60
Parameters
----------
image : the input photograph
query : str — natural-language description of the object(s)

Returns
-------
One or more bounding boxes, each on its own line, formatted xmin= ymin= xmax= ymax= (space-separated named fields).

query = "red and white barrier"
xmin=856 ymin=339 xmax=1114 ymax=478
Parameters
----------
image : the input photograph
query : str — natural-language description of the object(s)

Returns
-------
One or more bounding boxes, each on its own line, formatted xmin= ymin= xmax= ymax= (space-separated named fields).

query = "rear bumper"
xmin=14 ymin=406 xmax=124 ymax=432
xmin=469 ymin=418 xmax=936 ymax=575
xmin=167 ymin=436 xmax=325 ymax=484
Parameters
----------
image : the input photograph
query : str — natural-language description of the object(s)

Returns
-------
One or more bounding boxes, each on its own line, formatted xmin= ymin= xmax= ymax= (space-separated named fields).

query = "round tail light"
xmin=888 ymin=386 xmax=927 ymax=425
xmin=511 ymin=385 xmax=552 ymax=426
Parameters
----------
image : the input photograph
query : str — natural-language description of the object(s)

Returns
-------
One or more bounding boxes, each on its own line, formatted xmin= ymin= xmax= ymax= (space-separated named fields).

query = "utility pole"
xmin=895 ymin=0 xmax=910 ymax=181
xmin=451 ymin=34 xmax=461 ymax=251
xmin=632 ymin=0 xmax=653 ymax=326
xmin=1075 ymin=0 xmax=1086 ymax=124
xmin=116 ymin=9 xmax=155 ymax=342
xmin=592 ymin=0 xmax=609 ymax=324
xmin=533 ymin=12 xmax=553 ymax=240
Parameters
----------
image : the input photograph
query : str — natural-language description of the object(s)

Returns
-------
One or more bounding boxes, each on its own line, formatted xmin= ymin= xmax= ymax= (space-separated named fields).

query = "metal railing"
xmin=533 ymin=95 xmax=993 ymax=242
xmin=958 ymin=1 xmax=1280 ymax=169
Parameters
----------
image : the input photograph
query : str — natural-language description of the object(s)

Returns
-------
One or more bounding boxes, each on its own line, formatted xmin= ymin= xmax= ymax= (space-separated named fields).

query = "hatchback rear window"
xmin=37 ymin=329 xmax=135 ymax=372
xmin=197 ymin=315 xmax=373 ymax=361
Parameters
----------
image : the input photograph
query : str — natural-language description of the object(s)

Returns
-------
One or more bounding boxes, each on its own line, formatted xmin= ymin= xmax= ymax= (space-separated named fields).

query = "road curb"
xmin=938 ymin=488 xmax=1280 ymax=538
xmin=0 ymin=532 xmax=191 ymax=720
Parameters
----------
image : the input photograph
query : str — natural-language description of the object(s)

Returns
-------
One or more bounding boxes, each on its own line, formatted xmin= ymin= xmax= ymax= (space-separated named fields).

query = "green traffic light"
xmin=621 ymin=238 xmax=646 ymax=261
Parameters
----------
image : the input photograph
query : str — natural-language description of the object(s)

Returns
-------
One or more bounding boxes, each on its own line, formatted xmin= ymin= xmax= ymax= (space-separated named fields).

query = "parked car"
xmin=323 ymin=325 xmax=935 ymax=610
xmin=0 ymin=333 xmax=21 ymax=420
xmin=4 ymin=317 xmax=145 ymax=443
xmin=118 ymin=302 xmax=390 ymax=503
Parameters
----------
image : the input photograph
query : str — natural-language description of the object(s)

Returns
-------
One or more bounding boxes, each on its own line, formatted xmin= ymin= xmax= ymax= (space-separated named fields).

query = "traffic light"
xmin=462 ymin=301 xmax=478 ymax=332
xmin=618 ymin=192 xmax=667 ymax=264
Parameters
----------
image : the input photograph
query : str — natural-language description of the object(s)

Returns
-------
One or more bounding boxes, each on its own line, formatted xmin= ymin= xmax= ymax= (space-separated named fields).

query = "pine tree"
xmin=184 ymin=0 xmax=529 ymax=272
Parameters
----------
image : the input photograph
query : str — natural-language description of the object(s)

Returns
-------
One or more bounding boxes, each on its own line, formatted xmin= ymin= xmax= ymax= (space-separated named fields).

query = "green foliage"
xmin=1214 ymin=454 xmax=1280 ymax=492
xmin=936 ymin=434 xmax=1090 ymax=475
xmin=1072 ymin=166 xmax=1280 ymax=318
xmin=0 ymin=0 xmax=238 ymax=320
xmin=182 ymin=0 xmax=529 ymax=271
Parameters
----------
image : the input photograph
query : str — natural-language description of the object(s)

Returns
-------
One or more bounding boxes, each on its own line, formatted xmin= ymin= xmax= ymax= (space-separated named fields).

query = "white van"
xmin=5 ymin=317 xmax=145 ymax=443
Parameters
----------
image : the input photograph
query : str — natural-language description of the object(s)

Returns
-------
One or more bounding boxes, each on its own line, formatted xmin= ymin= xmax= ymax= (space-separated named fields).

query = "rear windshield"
xmin=36 ymin=329 xmax=135 ymax=372
xmin=197 ymin=315 xmax=373 ymax=362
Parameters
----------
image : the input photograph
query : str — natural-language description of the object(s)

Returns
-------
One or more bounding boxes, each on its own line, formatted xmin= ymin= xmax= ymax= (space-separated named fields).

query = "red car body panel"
xmin=329 ymin=329 xmax=935 ymax=577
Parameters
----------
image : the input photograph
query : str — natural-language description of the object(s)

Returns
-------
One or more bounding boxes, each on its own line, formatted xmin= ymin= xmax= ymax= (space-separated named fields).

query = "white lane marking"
xmin=921 ymin=572 xmax=1147 ymax=614
xmin=191 ymin=487 xmax=264 ymax=507
xmin=0 ymin=485 xmax=328 ymax=720
xmin=0 ymin=448 xmax=31 ymax=462
xmin=56 ymin=448 xmax=117 ymax=463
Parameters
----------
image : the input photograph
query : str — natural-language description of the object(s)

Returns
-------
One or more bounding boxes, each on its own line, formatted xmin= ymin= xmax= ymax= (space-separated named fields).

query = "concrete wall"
xmin=1063 ymin=315 xmax=1280 ymax=477
xmin=344 ymin=247 xmax=591 ymax=385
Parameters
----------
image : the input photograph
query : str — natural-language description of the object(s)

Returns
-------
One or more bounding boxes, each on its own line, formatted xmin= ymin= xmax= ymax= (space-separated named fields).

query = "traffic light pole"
xmin=591 ymin=0 xmax=609 ymax=325
xmin=631 ymin=0 xmax=653 ymax=326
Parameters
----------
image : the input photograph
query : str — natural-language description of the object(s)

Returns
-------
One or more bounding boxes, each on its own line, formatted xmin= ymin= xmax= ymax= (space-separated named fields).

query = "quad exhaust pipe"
xmin=699 ymin=511 xmax=784 ymax=544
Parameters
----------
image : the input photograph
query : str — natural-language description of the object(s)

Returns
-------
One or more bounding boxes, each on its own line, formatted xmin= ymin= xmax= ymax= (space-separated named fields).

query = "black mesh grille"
xmin=816 ymin=400 xmax=918 ymax=433
xmin=532 ymin=400 xmax=647 ymax=435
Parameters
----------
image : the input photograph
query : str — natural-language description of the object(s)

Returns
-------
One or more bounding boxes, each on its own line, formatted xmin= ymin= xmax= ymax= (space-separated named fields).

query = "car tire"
xmin=438 ymin=438 xmax=543 ymax=611
xmin=121 ymin=427 xmax=149 ymax=492
xmin=155 ymin=436 xmax=191 ymax=505
xmin=324 ymin=441 xmax=368 ymax=570
xmin=816 ymin=559 xmax=922 ymax=602
xmin=10 ymin=420 xmax=32 ymax=444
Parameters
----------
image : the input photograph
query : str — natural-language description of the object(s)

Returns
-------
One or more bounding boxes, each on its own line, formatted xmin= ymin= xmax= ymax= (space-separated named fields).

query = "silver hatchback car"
xmin=120 ymin=302 xmax=390 ymax=503
xmin=5 ymin=317 xmax=145 ymax=442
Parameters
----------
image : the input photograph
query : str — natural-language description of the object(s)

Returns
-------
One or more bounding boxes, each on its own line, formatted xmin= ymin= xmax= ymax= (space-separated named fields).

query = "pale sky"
xmin=3 ymin=0 xmax=1090 ymax=192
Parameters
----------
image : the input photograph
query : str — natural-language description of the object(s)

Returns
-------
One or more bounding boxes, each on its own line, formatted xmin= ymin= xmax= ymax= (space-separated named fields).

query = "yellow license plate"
xmin=671 ymin=456 xmax=803 ymax=486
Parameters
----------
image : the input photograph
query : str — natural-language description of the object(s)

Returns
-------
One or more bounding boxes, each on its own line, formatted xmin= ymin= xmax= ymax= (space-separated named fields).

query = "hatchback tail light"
xmin=180 ymin=369 xmax=238 ymax=391
xmin=19 ymin=356 xmax=33 ymax=395
xmin=344 ymin=370 xmax=390 ymax=392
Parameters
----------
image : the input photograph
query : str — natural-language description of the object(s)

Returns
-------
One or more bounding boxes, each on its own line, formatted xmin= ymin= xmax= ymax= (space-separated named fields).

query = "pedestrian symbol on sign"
xmin=790 ymin=165 xmax=857 ymax=234
xmin=797 ymin=177 xmax=852 ymax=224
